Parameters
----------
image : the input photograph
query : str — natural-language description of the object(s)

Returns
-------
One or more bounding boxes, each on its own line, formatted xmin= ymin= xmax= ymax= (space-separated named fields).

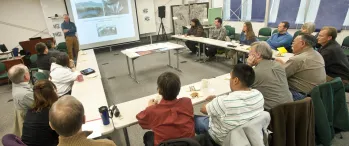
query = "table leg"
xmin=195 ymin=42 xmax=202 ymax=62
xmin=150 ymin=34 xmax=153 ymax=44
xmin=123 ymin=128 xmax=131 ymax=146
xmin=202 ymin=44 xmax=207 ymax=63
xmin=126 ymin=56 xmax=131 ymax=76
xmin=242 ymin=53 xmax=246 ymax=64
xmin=175 ymin=49 xmax=181 ymax=72
xmin=131 ymin=58 xmax=139 ymax=83
xmin=167 ymin=50 xmax=172 ymax=68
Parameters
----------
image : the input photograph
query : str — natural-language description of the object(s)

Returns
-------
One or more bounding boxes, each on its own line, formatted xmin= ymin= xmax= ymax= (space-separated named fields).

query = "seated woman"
xmin=239 ymin=22 xmax=257 ymax=45
xmin=50 ymin=52 xmax=82 ymax=96
xmin=228 ymin=22 xmax=257 ymax=65
xmin=300 ymin=22 xmax=318 ymax=48
xmin=300 ymin=22 xmax=316 ymax=35
xmin=185 ymin=18 xmax=205 ymax=54
xmin=21 ymin=80 xmax=59 ymax=146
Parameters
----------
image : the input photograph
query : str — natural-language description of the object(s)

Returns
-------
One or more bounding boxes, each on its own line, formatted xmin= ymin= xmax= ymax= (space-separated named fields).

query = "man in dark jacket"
xmin=317 ymin=26 xmax=349 ymax=84
xmin=35 ymin=42 xmax=60 ymax=71
xmin=185 ymin=18 xmax=205 ymax=54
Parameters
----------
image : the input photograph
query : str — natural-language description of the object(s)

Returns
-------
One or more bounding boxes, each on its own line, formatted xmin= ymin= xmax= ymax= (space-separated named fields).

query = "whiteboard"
xmin=136 ymin=0 xmax=156 ymax=34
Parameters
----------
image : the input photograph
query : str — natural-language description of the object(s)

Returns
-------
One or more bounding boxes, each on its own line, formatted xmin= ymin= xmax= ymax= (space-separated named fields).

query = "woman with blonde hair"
xmin=21 ymin=80 xmax=59 ymax=146
xmin=240 ymin=22 xmax=258 ymax=45
xmin=229 ymin=22 xmax=258 ymax=65
xmin=299 ymin=22 xmax=318 ymax=48
xmin=301 ymin=22 xmax=316 ymax=34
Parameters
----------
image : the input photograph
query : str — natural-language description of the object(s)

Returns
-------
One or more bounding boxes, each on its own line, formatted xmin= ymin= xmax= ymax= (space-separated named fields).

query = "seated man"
xmin=136 ymin=72 xmax=195 ymax=146
xmin=276 ymin=34 xmax=326 ymax=101
xmin=35 ymin=42 xmax=60 ymax=72
xmin=195 ymin=64 xmax=264 ymax=145
xmin=45 ymin=40 xmax=60 ymax=54
xmin=247 ymin=42 xmax=293 ymax=110
xmin=49 ymin=95 xmax=116 ymax=146
xmin=205 ymin=17 xmax=227 ymax=61
xmin=317 ymin=26 xmax=349 ymax=84
xmin=8 ymin=64 xmax=34 ymax=137
xmin=185 ymin=18 xmax=205 ymax=54
xmin=266 ymin=21 xmax=293 ymax=52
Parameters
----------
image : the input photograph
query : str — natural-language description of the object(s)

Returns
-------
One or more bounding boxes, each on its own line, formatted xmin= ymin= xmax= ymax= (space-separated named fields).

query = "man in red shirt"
xmin=136 ymin=72 xmax=195 ymax=146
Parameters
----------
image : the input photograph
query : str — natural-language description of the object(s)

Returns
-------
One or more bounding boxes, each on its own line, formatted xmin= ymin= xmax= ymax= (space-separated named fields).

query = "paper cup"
xmin=201 ymin=79 xmax=209 ymax=89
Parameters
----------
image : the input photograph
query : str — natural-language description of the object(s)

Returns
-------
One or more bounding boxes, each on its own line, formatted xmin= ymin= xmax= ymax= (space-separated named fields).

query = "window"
xmin=223 ymin=0 xmax=266 ymax=22
xmin=305 ymin=0 xmax=348 ymax=30
xmin=268 ymin=0 xmax=304 ymax=28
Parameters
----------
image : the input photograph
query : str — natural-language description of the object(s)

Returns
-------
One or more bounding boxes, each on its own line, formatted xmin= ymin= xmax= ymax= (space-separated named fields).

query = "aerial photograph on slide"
xmin=96 ymin=23 xmax=118 ymax=37
xmin=75 ymin=0 xmax=104 ymax=19
xmin=102 ymin=0 xmax=129 ymax=16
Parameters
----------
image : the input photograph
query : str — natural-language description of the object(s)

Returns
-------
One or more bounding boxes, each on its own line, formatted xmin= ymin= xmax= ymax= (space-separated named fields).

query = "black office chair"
xmin=158 ymin=138 xmax=201 ymax=146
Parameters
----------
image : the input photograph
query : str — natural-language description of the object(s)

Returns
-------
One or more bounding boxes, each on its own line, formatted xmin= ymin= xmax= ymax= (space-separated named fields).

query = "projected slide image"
xmin=103 ymin=0 xmax=129 ymax=16
xmin=96 ymin=23 xmax=117 ymax=37
xmin=75 ymin=0 xmax=104 ymax=19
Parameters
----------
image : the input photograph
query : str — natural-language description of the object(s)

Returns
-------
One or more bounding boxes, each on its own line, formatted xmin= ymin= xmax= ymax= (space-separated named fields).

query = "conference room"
xmin=1 ymin=0 xmax=349 ymax=146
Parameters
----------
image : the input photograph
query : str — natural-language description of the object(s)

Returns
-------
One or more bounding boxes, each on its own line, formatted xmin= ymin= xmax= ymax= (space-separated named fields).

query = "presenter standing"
xmin=61 ymin=14 xmax=79 ymax=60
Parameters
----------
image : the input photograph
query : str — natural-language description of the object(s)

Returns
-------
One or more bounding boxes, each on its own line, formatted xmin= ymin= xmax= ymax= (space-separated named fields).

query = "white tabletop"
xmin=172 ymin=35 xmax=250 ymax=53
xmin=172 ymin=35 xmax=294 ymax=62
xmin=121 ymin=42 xmax=185 ymax=59
xmin=72 ymin=49 xmax=114 ymax=138
xmin=112 ymin=73 xmax=232 ymax=129
xmin=0 ymin=51 xmax=12 ymax=55
xmin=185 ymin=25 xmax=214 ymax=29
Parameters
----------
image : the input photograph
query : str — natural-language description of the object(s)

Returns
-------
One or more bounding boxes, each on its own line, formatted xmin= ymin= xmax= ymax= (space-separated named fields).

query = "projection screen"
xmin=65 ymin=0 xmax=140 ymax=49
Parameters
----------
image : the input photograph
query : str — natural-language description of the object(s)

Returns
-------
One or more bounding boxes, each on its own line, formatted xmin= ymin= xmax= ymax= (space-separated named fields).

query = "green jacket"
xmin=56 ymin=42 xmax=67 ymax=53
xmin=310 ymin=77 xmax=349 ymax=146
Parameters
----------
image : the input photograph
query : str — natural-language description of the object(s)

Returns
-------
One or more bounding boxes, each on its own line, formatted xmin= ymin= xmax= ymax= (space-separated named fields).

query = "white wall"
xmin=0 ymin=0 xmax=50 ymax=51
xmin=212 ymin=0 xmax=223 ymax=8
xmin=40 ymin=0 xmax=67 ymax=44
xmin=136 ymin=0 xmax=157 ymax=34
xmin=152 ymin=0 xmax=183 ymax=36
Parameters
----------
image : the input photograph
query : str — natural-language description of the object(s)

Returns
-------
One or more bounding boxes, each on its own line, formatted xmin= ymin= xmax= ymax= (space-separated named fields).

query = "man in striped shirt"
xmin=195 ymin=64 xmax=264 ymax=145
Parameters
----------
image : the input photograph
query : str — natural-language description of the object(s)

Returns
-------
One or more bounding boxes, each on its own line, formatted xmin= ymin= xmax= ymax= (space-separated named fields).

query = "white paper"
xmin=225 ymin=42 xmax=233 ymax=46
xmin=82 ymin=121 xmax=102 ymax=139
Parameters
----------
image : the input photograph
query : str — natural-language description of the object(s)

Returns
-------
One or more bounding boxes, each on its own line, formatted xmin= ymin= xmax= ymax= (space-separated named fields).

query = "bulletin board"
xmin=171 ymin=2 xmax=209 ymax=35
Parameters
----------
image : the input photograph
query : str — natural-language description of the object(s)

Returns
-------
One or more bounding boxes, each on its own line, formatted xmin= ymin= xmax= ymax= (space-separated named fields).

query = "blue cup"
xmin=99 ymin=106 xmax=110 ymax=125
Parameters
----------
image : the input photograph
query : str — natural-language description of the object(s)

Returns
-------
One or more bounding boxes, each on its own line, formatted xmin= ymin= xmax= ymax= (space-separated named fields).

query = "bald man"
xmin=8 ymin=64 xmax=34 ymax=137
xmin=49 ymin=95 xmax=116 ymax=146
xmin=61 ymin=14 xmax=79 ymax=60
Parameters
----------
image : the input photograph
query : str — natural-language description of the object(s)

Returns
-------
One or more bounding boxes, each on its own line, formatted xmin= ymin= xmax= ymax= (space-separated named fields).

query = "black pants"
xmin=143 ymin=131 xmax=154 ymax=146
xmin=205 ymin=45 xmax=221 ymax=57
xmin=185 ymin=41 xmax=203 ymax=53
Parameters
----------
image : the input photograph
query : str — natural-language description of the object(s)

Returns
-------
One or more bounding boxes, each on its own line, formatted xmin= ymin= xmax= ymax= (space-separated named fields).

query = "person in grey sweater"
xmin=247 ymin=42 xmax=293 ymax=110
xmin=205 ymin=17 xmax=226 ymax=61
xmin=8 ymin=64 xmax=34 ymax=136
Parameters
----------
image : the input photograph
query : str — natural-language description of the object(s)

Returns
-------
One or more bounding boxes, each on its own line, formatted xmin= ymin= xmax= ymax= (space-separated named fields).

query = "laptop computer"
xmin=0 ymin=44 xmax=8 ymax=53
xmin=29 ymin=37 xmax=42 ymax=41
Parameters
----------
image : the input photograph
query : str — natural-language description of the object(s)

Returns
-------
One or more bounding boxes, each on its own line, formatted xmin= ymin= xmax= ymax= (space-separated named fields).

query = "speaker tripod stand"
xmin=157 ymin=18 xmax=167 ymax=41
